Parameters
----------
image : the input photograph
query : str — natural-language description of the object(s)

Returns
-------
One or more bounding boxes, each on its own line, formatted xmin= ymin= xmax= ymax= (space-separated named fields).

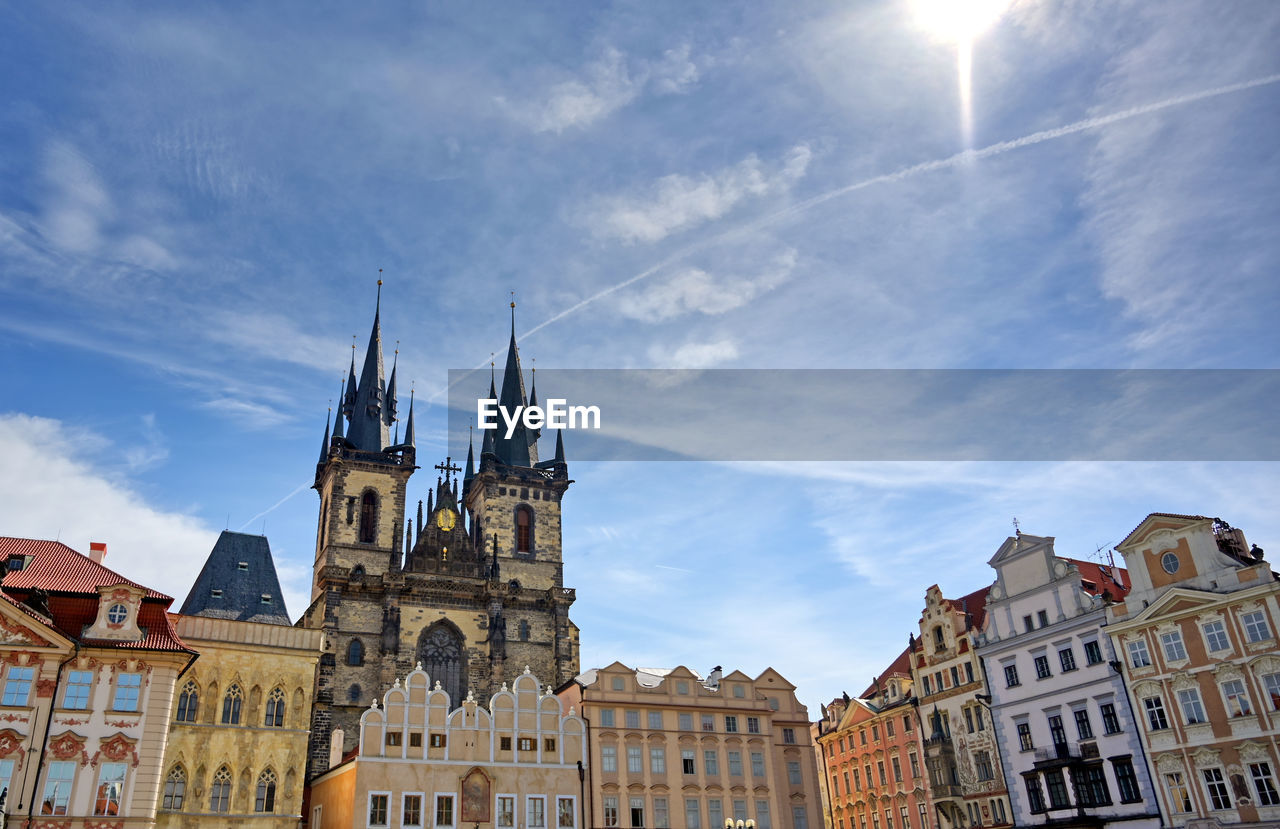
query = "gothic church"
xmin=302 ymin=290 xmax=579 ymax=776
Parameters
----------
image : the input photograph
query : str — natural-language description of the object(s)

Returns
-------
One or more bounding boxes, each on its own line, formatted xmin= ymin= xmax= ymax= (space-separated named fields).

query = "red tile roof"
xmin=861 ymin=644 xmax=913 ymax=698
xmin=0 ymin=537 xmax=191 ymax=654
xmin=1064 ymin=557 xmax=1131 ymax=600
xmin=1119 ymin=513 xmax=1212 ymax=547
xmin=945 ymin=585 xmax=991 ymax=631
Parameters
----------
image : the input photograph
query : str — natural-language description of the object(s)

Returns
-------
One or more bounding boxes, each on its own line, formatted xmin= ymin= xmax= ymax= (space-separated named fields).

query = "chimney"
xmin=89 ymin=542 xmax=107 ymax=564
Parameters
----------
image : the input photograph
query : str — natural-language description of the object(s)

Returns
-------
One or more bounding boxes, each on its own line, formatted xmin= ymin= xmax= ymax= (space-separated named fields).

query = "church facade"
xmin=302 ymin=291 xmax=580 ymax=779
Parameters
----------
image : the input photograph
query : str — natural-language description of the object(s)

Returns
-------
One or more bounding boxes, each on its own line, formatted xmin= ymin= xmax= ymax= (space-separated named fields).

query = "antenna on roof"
xmin=1011 ymin=517 xmax=1021 ymax=536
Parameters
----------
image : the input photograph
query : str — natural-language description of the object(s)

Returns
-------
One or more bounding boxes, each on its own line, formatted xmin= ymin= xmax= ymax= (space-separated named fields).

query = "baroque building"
xmin=976 ymin=532 xmax=1160 ymax=829
xmin=303 ymin=291 xmax=579 ymax=779
xmin=1105 ymin=514 xmax=1280 ymax=827
xmin=158 ymin=530 xmax=323 ymax=828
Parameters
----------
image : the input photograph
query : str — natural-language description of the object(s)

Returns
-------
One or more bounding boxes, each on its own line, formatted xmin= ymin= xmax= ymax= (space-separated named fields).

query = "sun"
xmin=910 ymin=0 xmax=1011 ymax=44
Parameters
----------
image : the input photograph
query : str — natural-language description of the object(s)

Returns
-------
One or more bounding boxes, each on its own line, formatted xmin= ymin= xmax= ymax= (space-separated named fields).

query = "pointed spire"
xmin=464 ymin=427 xmax=475 ymax=480
xmin=404 ymin=388 xmax=416 ymax=448
xmin=427 ymin=488 xmax=433 ymax=516
xmin=405 ymin=519 xmax=413 ymax=555
xmin=554 ymin=427 xmax=566 ymax=464
xmin=416 ymin=499 xmax=424 ymax=536
xmin=333 ymin=378 xmax=346 ymax=441
xmin=384 ymin=340 xmax=399 ymax=428
xmin=496 ymin=301 xmax=532 ymax=467
xmin=347 ymin=278 xmax=390 ymax=451
xmin=319 ymin=409 xmax=331 ymax=465
xmin=344 ymin=345 xmax=358 ymax=417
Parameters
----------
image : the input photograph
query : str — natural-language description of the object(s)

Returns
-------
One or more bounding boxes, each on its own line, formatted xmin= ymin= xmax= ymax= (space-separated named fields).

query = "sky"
xmin=1 ymin=0 xmax=1278 ymax=715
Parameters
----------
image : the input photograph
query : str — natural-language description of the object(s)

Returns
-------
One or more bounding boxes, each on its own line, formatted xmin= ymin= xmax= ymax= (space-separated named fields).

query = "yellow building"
xmin=309 ymin=666 xmax=586 ymax=829
xmin=156 ymin=530 xmax=323 ymax=829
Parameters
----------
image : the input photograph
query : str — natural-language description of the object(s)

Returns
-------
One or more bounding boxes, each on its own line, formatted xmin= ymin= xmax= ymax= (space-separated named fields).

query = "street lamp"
xmin=725 ymin=819 xmax=757 ymax=829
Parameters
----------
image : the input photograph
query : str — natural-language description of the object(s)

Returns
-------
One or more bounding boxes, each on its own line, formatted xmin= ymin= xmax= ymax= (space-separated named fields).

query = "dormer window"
xmin=211 ymin=589 xmax=223 ymax=599
xmin=106 ymin=604 xmax=128 ymax=625
xmin=238 ymin=562 xmax=249 ymax=571
xmin=260 ymin=595 xmax=272 ymax=605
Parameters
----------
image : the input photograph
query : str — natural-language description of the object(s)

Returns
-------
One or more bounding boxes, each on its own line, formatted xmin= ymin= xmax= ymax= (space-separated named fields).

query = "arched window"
xmin=519 ymin=620 xmax=530 ymax=641
xmin=255 ymin=768 xmax=277 ymax=813
xmin=359 ymin=491 xmax=378 ymax=543
xmin=222 ymin=685 xmax=243 ymax=725
xmin=347 ymin=639 xmax=364 ymax=666
xmin=515 ymin=505 xmax=533 ymax=553
xmin=210 ymin=766 xmax=232 ymax=813
xmin=162 ymin=766 xmax=186 ymax=810
xmin=418 ymin=622 xmax=466 ymax=704
xmin=264 ymin=687 xmax=285 ymax=727
xmin=176 ymin=681 xmax=199 ymax=722
xmin=933 ymin=626 xmax=945 ymax=650
xmin=348 ymin=684 xmax=362 ymax=704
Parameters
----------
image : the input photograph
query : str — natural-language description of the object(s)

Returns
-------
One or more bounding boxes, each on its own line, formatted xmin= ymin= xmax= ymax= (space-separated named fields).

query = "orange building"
xmin=816 ymin=648 xmax=932 ymax=829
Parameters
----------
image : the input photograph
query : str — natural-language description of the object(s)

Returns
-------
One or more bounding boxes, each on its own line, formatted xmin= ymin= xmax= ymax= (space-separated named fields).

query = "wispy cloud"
xmin=647 ymin=337 xmax=739 ymax=368
xmin=201 ymin=397 xmax=294 ymax=428
xmin=617 ymin=248 xmax=797 ymax=322
xmin=123 ymin=413 xmax=170 ymax=472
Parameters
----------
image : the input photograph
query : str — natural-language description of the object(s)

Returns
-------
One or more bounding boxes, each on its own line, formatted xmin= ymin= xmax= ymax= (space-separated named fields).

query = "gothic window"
xmin=255 ymin=768 xmax=277 ymax=813
xmin=515 ymin=506 xmax=533 ymax=553
xmin=264 ymin=687 xmax=285 ymax=727
xmin=176 ymin=681 xmax=199 ymax=722
xmin=360 ymin=491 xmax=378 ymax=544
xmin=162 ymin=766 xmax=186 ymax=810
xmin=348 ymin=639 xmax=364 ymax=666
xmin=418 ymin=622 xmax=466 ymax=704
xmin=519 ymin=620 xmax=530 ymax=641
xmin=348 ymin=684 xmax=362 ymax=704
xmin=210 ymin=766 xmax=232 ymax=813
xmin=222 ymin=685 xmax=243 ymax=725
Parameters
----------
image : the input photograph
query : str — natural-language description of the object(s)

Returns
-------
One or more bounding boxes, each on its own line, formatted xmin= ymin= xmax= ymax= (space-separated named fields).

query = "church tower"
xmin=303 ymin=295 xmax=579 ymax=781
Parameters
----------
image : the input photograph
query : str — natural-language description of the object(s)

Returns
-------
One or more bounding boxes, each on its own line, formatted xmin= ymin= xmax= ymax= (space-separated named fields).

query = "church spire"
xmin=318 ymin=409 xmax=331 ymax=465
xmin=495 ymin=298 xmax=532 ymax=467
xmin=464 ymin=427 xmax=475 ymax=480
xmin=333 ymin=378 xmax=346 ymax=441
xmin=385 ymin=339 xmax=399 ymax=430
xmin=345 ymin=279 xmax=391 ymax=451
xmin=554 ymin=426 xmax=566 ymax=464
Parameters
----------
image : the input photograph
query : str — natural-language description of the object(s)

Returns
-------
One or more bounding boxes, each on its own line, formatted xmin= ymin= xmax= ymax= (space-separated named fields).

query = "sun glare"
xmin=911 ymin=0 xmax=1010 ymax=44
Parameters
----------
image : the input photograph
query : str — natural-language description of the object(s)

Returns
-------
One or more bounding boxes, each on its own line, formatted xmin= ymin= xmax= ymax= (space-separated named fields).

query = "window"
xmin=900 ymin=806 xmax=909 ymax=829
xmin=1223 ymin=679 xmax=1253 ymax=716
xmin=348 ymin=684 xmax=362 ymax=704
xmin=909 ymin=751 xmax=920 ymax=778
xmin=499 ymin=795 xmax=516 ymax=828
xmin=602 ymin=746 xmax=617 ymax=772
xmin=162 ymin=765 xmax=186 ymax=810
xmin=757 ymin=800 xmax=772 ymax=829
xmin=612 ymin=677 xmax=625 ymax=691
xmin=1165 ymin=772 xmax=1192 ymax=812
xmin=265 ymin=686 xmax=286 ymax=727
xmin=964 ymin=707 xmax=975 ymax=733
xmin=677 ymin=681 xmax=689 ymax=695
xmin=386 ymin=732 xmax=403 ymax=747
xmin=892 ymin=756 xmax=902 ymax=783
xmin=922 ymin=676 xmax=931 ymax=695
xmin=222 ymin=684 xmax=243 ymax=724
xmin=1128 ymin=640 xmax=1151 ymax=668
xmin=1143 ymin=696 xmax=1169 ymax=730
xmin=681 ymin=749 xmax=695 ymax=774
xmin=975 ymin=751 xmax=993 ymax=781
xmin=709 ymin=799 xmax=723 ymax=829
xmin=1243 ymin=610 xmax=1272 ymax=643
xmin=113 ymin=672 xmax=142 ymax=711
xmin=1162 ymin=552 xmax=1180 ymax=573
xmin=1251 ymin=762 xmax=1280 ymax=807
xmin=404 ymin=794 xmax=424 ymax=827
xmin=1059 ymin=648 xmax=1077 ymax=672
xmin=626 ymin=710 xmax=640 ymax=729
xmin=1034 ymin=655 xmax=1051 ymax=679
xmin=1037 ymin=610 xmax=1049 ymax=627
xmin=794 ymin=807 xmax=809 ymax=829
xmin=1073 ymin=708 xmax=1093 ymax=740
xmin=437 ymin=794 xmax=455 ymax=827
xmin=1026 ymin=777 xmax=1048 ymax=815
xmin=950 ymin=666 xmax=959 ymax=687
xmin=872 ymin=724 xmax=880 ymax=741
xmin=516 ymin=506 xmax=533 ymax=552
xmin=735 ymin=800 xmax=748 ymax=822
xmin=93 ymin=762 xmax=126 ymax=815
xmin=1161 ymin=631 xmax=1187 ymax=661
xmin=729 ymin=751 xmax=743 ymax=776
xmin=1203 ymin=621 xmax=1230 ymax=652
xmin=651 ymin=747 xmax=666 ymax=773
xmin=788 ymin=761 xmax=802 ymax=785
xmin=1177 ymin=688 xmax=1207 ymax=724
xmin=1084 ymin=640 xmax=1103 ymax=665
xmin=529 ymin=796 xmax=548 ymax=829
xmin=965 ymin=663 xmax=974 ymax=683
xmin=410 ymin=732 xmax=423 ymax=748
xmin=1017 ymin=722 xmax=1033 ymax=751
xmin=176 ymin=680 xmax=198 ymax=721
xmin=1100 ymin=703 xmax=1121 ymax=733
xmin=1048 ymin=715 xmax=1067 ymax=750
xmin=648 ymin=710 xmax=663 ymax=729
xmin=752 ymin=751 xmax=765 ymax=777
xmin=347 ymin=638 xmax=364 ymax=666
xmin=725 ymin=715 xmax=739 ymax=733
xmin=886 ymin=720 xmax=896 ymax=737
xmin=1079 ymin=765 xmax=1111 ymax=807
xmin=678 ymin=712 xmax=692 ymax=730
xmin=1004 ymin=664 xmax=1020 ymax=688
xmin=600 ymin=709 xmax=616 ymax=728
xmin=702 ymin=714 xmax=715 ymax=732
xmin=878 ymin=761 xmax=888 ymax=786
xmin=628 ymin=797 xmax=644 ymax=828
xmin=3 ymin=666 xmax=34 ymax=707
xmin=783 ymin=727 xmax=796 ymax=744
xmin=606 ymin=797 xmax=620 ymax=828
xmin=704 ymin=750 xmax=719 ymax=776
xmin=1023 ymin=615 xmax=1034 ymax=633
xmin=105 ymin=602 xmax=128 ymax=625
xmin=1114 ymin=759 xmax=1141 ymax=803
xmin=860 ymin=729 xmax=867 ymax=745
xmin=904 ymin=714 xmax=913 ymax=732
xmin=1045 ymin=770 xmax=1070 ymax=809
xmin=359 ymin=491 xmax=378 ymax=543
xmin=210 ymin=766 xmax=232 ymax=813
xmin=1202 ymin=767 xmax=1232 ymax=810
xmin=684 ymin=799 xmax=699 ymax=829
xmin=747 ymin=716 xmax=761 ymax=733
xmin=568 ymin=796 xmax=585 ymax=829
xmin=255 ymin=768 xmax=277 ymax=813
xmin=1265 ymin=673 xmax=1280 ymax=711
xmin=431 ymin=734 xmax=447 ymax=748
xmin=628 ymin=745 xmax=644 ymax=773
xmin=41 ymin=760 xmax=76 ymax=815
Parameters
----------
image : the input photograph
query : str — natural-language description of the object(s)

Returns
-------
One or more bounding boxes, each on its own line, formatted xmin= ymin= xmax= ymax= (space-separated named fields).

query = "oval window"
xmin=107 ymin=603 xmax=128 ymax=624
xmin=1161 ymin=552 xmax=1180 ymax=574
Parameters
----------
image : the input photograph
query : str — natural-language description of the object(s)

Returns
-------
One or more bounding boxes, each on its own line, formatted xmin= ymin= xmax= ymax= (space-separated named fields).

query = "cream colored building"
xmin=556 ymin=662 xmax=822 ymax=829
xmin=309 ymin=666 xmax=586 ymax=829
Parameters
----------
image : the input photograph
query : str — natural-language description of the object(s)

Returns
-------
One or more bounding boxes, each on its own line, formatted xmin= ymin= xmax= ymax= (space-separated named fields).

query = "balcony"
xmin=1032 ymin=744 xmax=1079 ymax=768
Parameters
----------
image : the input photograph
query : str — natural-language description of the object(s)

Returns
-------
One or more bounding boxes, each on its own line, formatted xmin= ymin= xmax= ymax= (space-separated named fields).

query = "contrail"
xmin=239 ymin=480 xmax=313 ymax=532
xmin=434 ymin=72 xmax=1280 ymax=402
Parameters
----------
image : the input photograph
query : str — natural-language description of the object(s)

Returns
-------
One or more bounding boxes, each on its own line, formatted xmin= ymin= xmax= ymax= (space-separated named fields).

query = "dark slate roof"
xmin=179 ymin=531 xmax=291 ymax=625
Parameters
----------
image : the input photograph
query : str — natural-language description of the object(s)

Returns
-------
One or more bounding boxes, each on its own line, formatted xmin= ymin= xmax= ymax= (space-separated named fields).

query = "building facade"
xmin=1105 ymin=513 xmax=1280 ymax=828
xmin=912 ymin=585 xmax=1011 ymax=829
xmin=0 ymin=537 xmax=195 ymax=828
xmin=557 ymin=662 xmax=822 ymax=829
xmin=157 ymin=530 xmax=323 ymax=829
xmin=302 ymin=293 xmax=580 ymax=777
xmin=308 ymin=666 xmax=585 ymax=829
xmin=977 ymin=532 xmax=1161 ymax=829
xmin=816 ymin=648 xmax=932 ymax=829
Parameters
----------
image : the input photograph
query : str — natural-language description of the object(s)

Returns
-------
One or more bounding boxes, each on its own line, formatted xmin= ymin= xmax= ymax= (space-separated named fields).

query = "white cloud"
xmin=40 ymin=140 xmax=112 ymax=254
xmin=617 ymin=249 xmax=797 ymax=322
xmin=651 ymin=44 xmax=700 ymax=95
xmin=591 ymin=145 xmax=812 ymax=243
xmin=202 ymin=397 xmax=294 ymax=428
xmin=647 ymin=337 xmax=740 ymax=368
xmin=203 ymin=309 xmax=352 ymax=372
xmin=123 ymin=413 xmax=170 ymax=472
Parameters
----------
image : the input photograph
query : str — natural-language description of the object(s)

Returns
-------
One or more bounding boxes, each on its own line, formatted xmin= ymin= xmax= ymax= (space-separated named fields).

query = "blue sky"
xmin=1 ymin=0 xmax=1278 ymax=713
